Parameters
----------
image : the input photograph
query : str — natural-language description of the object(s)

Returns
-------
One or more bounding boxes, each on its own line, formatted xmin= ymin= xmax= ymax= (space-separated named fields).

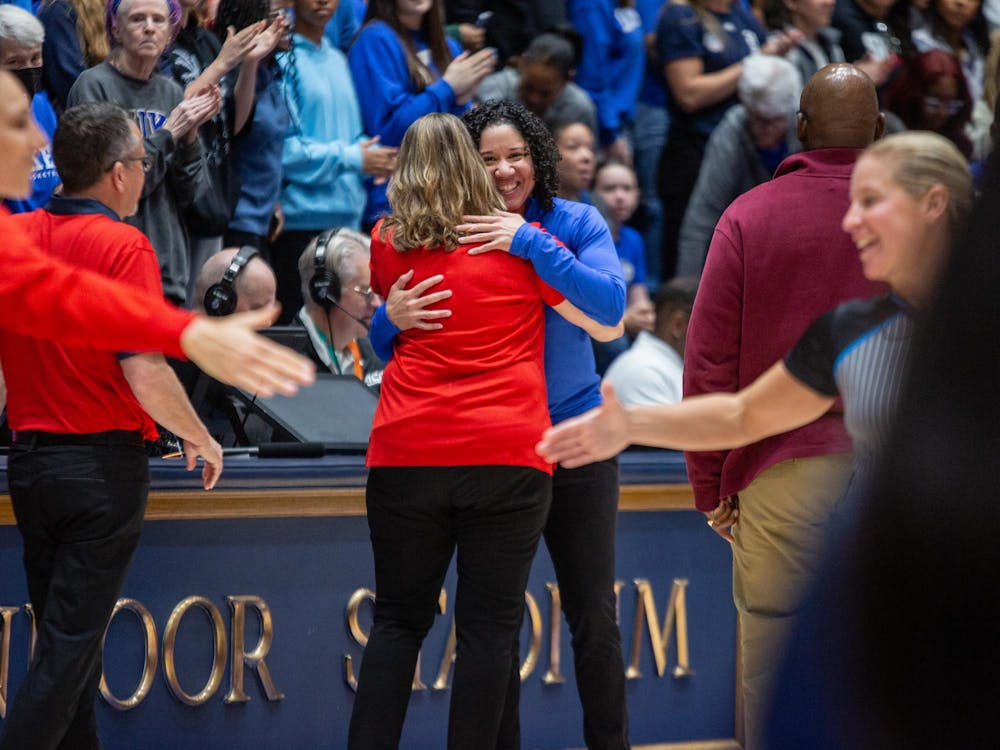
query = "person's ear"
xmin=110 ymin=161 xmax=127 ymax=192
xmin=873 ymin=111 xmax=886 ymax=141
xmin=924 ymin=184 xmax=949 ymax=223
xmin=796 ymin=111 xmax=807 ymax=144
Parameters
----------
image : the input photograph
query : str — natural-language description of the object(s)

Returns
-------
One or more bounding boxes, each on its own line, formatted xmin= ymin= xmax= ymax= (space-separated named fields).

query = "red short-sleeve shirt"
xmin=1 ymin=207 xmax=163 ymax=438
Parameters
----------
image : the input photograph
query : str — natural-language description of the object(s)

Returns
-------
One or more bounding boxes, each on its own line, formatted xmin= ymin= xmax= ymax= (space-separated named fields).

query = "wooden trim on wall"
xmin=0 ymin=483 xmax=695 ymax=525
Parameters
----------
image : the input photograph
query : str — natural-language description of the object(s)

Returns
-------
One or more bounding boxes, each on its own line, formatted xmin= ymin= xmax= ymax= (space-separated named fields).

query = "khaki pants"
xmin=732 ymin=454 xmax=853 ymax=750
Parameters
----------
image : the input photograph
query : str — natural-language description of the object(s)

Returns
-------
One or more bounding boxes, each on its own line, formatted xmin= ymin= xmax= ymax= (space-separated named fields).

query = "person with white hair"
xmin=676 ymin=53 xmax=802 ymax=276
xmin=0 ymin=4 xmax=60 ymax=213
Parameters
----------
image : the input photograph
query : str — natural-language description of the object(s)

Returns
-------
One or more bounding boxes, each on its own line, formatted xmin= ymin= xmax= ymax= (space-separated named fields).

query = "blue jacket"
xmin=229 ymin=60 xmax=289 ymax=237
xmin=279 ymin=34 xmax=366 ymax=231
xmin=370 ymin=197 xmax=625 ymax=424
xmin=348 ymin=20 xmax=467 ymax=224
xmin=3 ymin=91 xmax=60 ymax=214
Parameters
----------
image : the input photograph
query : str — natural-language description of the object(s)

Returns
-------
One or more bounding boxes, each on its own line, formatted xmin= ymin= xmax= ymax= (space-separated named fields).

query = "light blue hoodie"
xmin=279 ymin=33 xmax=366 ymax=231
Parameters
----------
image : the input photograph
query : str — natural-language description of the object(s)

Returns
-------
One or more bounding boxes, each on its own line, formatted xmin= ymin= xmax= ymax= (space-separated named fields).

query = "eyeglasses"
xmin=349 ymin=285 xmax=376 ymax=302
xmin=104 ymin=154 xmax=152 ymax=173
xmin=922 ymin=96 xmax=964 ymax=116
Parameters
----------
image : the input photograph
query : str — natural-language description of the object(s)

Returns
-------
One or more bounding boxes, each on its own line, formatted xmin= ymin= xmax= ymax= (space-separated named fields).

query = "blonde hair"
xmin=71 ymin=0 xmax=109 ymax=66
xmin=863 ymin=131 xmax=973 ymax=239
xmin=381 ymin=113 xmax=505 ymax=252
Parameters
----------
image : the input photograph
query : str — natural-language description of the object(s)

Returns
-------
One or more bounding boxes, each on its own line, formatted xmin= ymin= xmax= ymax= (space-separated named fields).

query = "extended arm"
xmin=121 ymin=353 xmax=223 ymax=489
xmin=537 ymin=363 xmax=834 ymax=467
xmin=552 ymin=300 xmax=624 ymax=341
xmin=457 ymin=209 xmax=626 ymax=326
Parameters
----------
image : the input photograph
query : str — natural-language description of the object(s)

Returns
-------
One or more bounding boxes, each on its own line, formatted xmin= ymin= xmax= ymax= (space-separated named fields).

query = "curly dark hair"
xmin=462 ymin=100 xmax=560 ymax=214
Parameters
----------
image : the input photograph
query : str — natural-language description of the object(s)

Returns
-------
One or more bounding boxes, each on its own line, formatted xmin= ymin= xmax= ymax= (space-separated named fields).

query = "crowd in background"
xmin=0 ymin=0 xmax=996 ymax=395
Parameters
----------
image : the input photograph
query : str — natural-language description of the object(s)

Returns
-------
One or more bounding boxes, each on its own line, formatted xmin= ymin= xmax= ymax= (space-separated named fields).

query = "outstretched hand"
xmin=536 ymin=382 xmax=630 ymax=468
xmin=180 ymin=304 xmax=315 ymax=397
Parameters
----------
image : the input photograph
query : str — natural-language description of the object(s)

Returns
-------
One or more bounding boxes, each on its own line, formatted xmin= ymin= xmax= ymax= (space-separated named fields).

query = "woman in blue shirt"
xmin=347 ymin=0 xmax=496 ymax=227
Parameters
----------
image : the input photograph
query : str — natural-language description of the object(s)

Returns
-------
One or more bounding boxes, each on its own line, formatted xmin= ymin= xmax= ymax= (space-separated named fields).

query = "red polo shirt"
xmin=0 ymin=205 xmax=192 ymax=355
xmin=367 ymin=223 xmax=564 ymax=474
xmin=0 ymin=199 xmax=162 ymax=438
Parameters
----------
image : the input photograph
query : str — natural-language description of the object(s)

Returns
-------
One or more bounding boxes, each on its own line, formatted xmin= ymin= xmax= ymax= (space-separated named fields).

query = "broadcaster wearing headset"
xmin=294 ymin=228 xmax=385 ymax=393
xmin=194 ymin=246 xmax=278 ymax=317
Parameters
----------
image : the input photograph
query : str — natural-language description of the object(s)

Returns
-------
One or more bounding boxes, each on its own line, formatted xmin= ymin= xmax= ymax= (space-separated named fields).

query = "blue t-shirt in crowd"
xmin=3 ymin=91 xmax=60 ymax=214
xmin=616 ymin=225 xmax=647 ymax=287
xmin=656 ymin=2 xmax=766 ymax=135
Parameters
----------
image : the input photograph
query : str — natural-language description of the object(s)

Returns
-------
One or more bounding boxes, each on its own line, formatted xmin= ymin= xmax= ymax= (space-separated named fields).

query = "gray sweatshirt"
xmin=68 ymin=61 xmax=209 ymax=303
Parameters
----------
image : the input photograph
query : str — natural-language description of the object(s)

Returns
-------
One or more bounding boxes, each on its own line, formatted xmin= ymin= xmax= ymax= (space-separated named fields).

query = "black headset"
xmin=308 ymin=229 xmax=341 ymax=311
xmin=203 ymin=245 xmax=260 ymax=317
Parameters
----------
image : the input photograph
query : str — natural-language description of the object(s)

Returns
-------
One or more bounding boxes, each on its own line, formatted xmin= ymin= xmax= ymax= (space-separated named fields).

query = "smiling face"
xmin=116 ymin=0 xmax=171 ymax=62
xmin=842 ymin=154 xmax=939 ymax=297
xmin=478 ymin=123 xmax=536 ymax=213
xmin=554 ymin=123 xmax=594 ymax=197
xmin=0 ymin=71 xmax=46 ymax=199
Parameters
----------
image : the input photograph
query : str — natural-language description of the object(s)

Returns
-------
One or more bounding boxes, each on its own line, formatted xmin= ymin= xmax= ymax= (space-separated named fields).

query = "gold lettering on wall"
xmin=99 ymin=598 xmax=158 ymax=710
xmin=541 ymin=584 xmax=564 ymax=685
xmin=24 ymin=604 xmax=36 ymax=663
xmin=0 ymin=606 xmax=18 ymax=719
xmin=344 ymin=588 xmax=375 ymax=692
xmin=224 ymin=596 xmax=284 ymax=703
xmin=520 ymin=591 xmax=543 ymax=681
xmin=626 ymin=579 xmax=693 ymax=680
xmin=162 ymin=596 xmax=228 ymax=706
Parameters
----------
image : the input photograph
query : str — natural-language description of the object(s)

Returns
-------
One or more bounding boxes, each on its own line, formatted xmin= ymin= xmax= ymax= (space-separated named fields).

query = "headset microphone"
xmin=325 ymin=291 xmax=370 ymax=330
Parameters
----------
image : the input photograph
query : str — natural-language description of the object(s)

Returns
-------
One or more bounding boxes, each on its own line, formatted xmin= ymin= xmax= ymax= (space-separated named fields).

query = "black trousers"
xmin=0 ymin=433 xmax=149 ymax=750
xmin=496 ymin=457 xmax=628 ymax=750
xmin=348 ymin=465 xmax=552 ymax=750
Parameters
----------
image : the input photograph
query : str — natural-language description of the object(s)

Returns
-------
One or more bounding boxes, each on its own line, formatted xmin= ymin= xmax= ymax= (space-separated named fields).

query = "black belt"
xmin=13 ymin=429 xmax=144 ymax=448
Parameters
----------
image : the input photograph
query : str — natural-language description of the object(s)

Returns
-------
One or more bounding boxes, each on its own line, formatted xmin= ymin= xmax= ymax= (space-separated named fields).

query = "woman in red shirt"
xmin=348 ymin=112 xmax=620 ymax=749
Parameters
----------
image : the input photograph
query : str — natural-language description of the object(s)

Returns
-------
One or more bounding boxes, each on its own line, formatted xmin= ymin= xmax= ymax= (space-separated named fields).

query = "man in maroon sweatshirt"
xmin=683 ymin=64 xmax=885 ymax=750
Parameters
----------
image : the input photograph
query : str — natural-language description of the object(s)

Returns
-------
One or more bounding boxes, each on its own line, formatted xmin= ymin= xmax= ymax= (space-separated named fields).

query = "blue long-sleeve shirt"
xmin=229 ymin=60 xmax=289 ymax=237
xmin=348 ymin=20 xmax=467 ymax=225
xmin=39 ymin=0 xmax=85 ymax=112
xmin=370 ymin=197 xmax=625 ymax=424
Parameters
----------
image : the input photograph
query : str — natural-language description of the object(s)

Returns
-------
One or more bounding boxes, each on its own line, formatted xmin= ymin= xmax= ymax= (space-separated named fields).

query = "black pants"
xmin=496 ymin=457 xmax=628 ymax=750
xmin=0 ymin=433 xmax=149 ymax=750
xmin=348 ymin=465 xmax=552 ymax=750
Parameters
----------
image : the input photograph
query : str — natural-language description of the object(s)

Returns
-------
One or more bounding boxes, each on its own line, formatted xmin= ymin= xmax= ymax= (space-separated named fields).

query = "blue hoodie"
xmin=3 ymin=91 xmax=60 ymax=214
xmin=278 ymin=33 xmax=367 ymax=231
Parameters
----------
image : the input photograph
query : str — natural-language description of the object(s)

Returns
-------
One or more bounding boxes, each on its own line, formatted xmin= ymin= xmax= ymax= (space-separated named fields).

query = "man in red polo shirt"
xmin=0 ymin=102 xmax=222 ymax=750
xmin=0 ymin=69 xmax=313 ymax=397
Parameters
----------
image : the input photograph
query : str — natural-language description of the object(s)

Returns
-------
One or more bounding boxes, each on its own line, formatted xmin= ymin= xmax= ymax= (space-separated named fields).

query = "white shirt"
xmin=602 ymin=331 xmax=684 ymax=406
